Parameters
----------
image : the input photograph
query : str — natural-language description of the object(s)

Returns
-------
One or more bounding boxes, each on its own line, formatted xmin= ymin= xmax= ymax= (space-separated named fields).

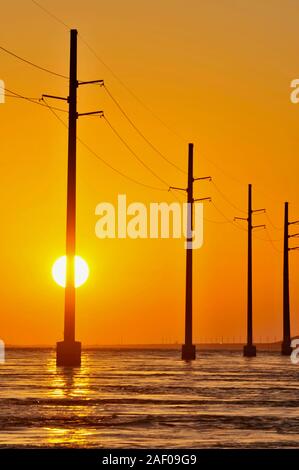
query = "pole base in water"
xmin=243 ymin=344 xmax=256 ymax=357
xmin=182 ymin=344 xmax=196 ymax=361
xmin=281 ymin=341 xmax=292 ymax=356
xmin=56 ymin=341 xmax=81 ymax=366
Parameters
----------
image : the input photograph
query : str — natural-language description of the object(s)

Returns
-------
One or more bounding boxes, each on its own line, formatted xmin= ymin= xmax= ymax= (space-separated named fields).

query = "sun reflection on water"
xmin=46 ymin=353 xmax=91 ymax=398
xmin=45 ymin=352 xmax=95 ymax=446
xmin=45 ymin=427 xmax=97 ymax=447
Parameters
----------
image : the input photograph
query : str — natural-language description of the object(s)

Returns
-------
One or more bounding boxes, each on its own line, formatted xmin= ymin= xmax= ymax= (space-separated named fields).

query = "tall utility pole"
xmin=183 ymin=143 xmax=195 ymax=361
xmin=43 ymin=29 xmax=103 ymax=366
xmin=170 ymin=143 xmax=211 ymax=361
xmin=282 ymin=202 xmax=291 ymax=355
xmin=56 ymin=29 xmax=79 ymax=366
xmin=282 ymin=202 xmax=299 ymax=355
xmin=235 ymin=184 xmax=265 ymax=357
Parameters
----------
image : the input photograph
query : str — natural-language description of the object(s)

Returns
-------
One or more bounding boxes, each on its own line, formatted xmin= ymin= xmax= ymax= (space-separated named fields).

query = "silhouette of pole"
xmin=282 ymin=202 xmax=292 ymax=355
xmin=235 ymin=184 xmax=265 ymax=357
xmin=170 ymin=146 xmax=210 ymax=361
xmin=182 ymin=143 xmax=196 ymax=361
xmin=65 ymin=29 xmax=77 ymax=343
xmin=245 ymin=184 xmax=255 ymax=356
xmin=43 ymin=31 xmax=103 ymax=366
xmin=56 ymin=29 xmax=81 ymax=366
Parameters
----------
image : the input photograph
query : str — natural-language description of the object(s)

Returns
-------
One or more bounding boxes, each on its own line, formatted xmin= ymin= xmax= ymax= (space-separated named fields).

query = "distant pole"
xmin=282 ymin=203 xmax=299 ymax=353
xmin=282 ymin=202 xmax=292 ymax=355
xmin=56 ymin=29 xmax=81 ymax=366
xmin=244 ymin=184 xmax=256 ymax=357
xmin=169 ymin=144 xmax=211 ymax=361
xmin=243 ymin=184 xmax=257 ymax=357
xmin=182 ymin=143 xmax=196 ymax=361
xmin=236 ymin=184 xmax=265 ymax=357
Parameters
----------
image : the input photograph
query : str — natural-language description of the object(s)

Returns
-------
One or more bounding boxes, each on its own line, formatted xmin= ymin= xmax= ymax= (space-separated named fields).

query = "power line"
xmin=103 ymin=115 xmax=171 ymax=190
xmin=254 ymin=228 xmax=283 ymax=243
xmin=80 ymin=35 xmax=186 ymax=142
xmin=80 ymin=136 xmax=168 ymax=192
xmin=4 ymin=89 xmax=289 ymax=245
xmin=28 ymin=0 xmax=297 ymax=212
xmin=6 ymin=93 xmax=40 ymax=101
xmin=6 ymin=6 xmax=289 ymax=264
xmin=255 ymin=227 xmax=283 ymax=253
xmin=211 ymin=180 xmax=247 ymax=214
xmin=211 ymin=201 xmax=247 ymax=232
xmin=6 ymin=90 xmax=288 ymax=248
xmin=104 ymin=85 xmax=186 ymax=174
xmin=6 ymin=88 xmax=68 ymax=113
xmin=31 ymin=0 xmax=71 ymax=29
xmin=29 ymin=0 xmax=186 ymax=142
xmin=209 ymin=198 xmax=284 ymax=242
xmin=204 ymin=216 xmax=230 ymax=225
xmin=43 ymin=98 xmax=169 ymax=192
xmin=264 ymin=212 xmax=283 ymax=231
xmin=0 ymin=45 xmax=68 ymax=79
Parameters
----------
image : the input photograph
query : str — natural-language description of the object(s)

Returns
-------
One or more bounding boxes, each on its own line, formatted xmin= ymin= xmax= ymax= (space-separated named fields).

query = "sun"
xmin=52 ymin=255 xmax=89 ymax=288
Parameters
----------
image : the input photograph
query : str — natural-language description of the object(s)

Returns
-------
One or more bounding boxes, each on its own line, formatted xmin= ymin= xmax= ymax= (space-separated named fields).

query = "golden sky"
xmin=1 ymin=0 xmax=299 ymax=345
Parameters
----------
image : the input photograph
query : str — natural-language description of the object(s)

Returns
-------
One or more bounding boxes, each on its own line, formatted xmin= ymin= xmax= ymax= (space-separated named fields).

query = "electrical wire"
xmin=6 ymin=93 xmax=40 ymax=100
xmin=204 ymin=217 xmax=230 ymax=225
xmin=103 ymin=115 xmax=171 ymax=190
xmin=5 ymin=88 xmax=68 ymax=113
xmin=103 ymin=85 xmax=186 ymax=174
xmin=79 ymin=35 xmax=186 ymax=143
xmin=254 ymin=229 xmax=283 ymax=244
xmin=4 ymin=89 xmax=289 ymax=246
xmin=254 ymin=227 xmax=283 ymax=253
xmin=211 ymin=200 xmax=284 ymax=253
xmin=28 ymin=0 xmax=296 ymax=213
xmin=211 ymin=180 xmax=247 ymax=214
xmin=42 ymin=98 xmax=169 ymax=192
xmin=211 ymin=201 xmax=247 ymax=232
xmin=211 ymin=198 xmax=283 ymax=249
xmin=79 ymin=138 xmax=168 ymax=192
xmin=264 ymin=212 xmax=283 ymax=231
xmin=0 ymin=45 xmax=68 ymax=79
xmin=31 ymin=0 xmax=71 ymax=29
xmin=29 ymin=0 xmax=186 ymax=142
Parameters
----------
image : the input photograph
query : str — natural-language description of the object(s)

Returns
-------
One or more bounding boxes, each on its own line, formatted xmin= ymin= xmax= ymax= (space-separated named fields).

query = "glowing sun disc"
xmin=52 ymin=255 xmax=89 ymax=288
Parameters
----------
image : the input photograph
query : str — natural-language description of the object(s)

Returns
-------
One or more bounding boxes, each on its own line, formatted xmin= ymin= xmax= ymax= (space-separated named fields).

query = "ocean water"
xmin=0 ymin=349 xmax=298 ymax=448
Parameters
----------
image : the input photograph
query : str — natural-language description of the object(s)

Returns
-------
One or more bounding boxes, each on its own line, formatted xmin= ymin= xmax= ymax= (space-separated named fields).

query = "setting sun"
xmin=52 ymin=256 xmax=89 ymax=288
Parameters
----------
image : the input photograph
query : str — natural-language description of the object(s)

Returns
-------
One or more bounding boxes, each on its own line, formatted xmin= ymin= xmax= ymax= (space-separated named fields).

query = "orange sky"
xmin=1 ymin=0 xmax=299 ymax=345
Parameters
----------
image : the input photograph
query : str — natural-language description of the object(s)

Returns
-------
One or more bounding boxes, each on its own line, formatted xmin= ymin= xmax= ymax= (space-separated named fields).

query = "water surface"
xmin=0 ymin=349 xmax=298 ymax=448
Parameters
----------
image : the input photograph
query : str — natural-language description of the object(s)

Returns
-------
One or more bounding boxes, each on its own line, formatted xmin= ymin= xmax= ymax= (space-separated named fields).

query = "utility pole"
xmin=282 ymin=202 xmax=299 ymax=355
xmin=235 ymin=184 xmax=265 ymax=357
xmin=183 ymin=143 xmax=195 ymax=361
xmin=43 ymin=29 xmax=103 ymax=366
xmin=56 ymin=29 xmax=80 ymax=366
xmin=170 ymin=143 xmax=211 ymax=361
xmin=282 ymin=202 xmax=291 ymax=355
